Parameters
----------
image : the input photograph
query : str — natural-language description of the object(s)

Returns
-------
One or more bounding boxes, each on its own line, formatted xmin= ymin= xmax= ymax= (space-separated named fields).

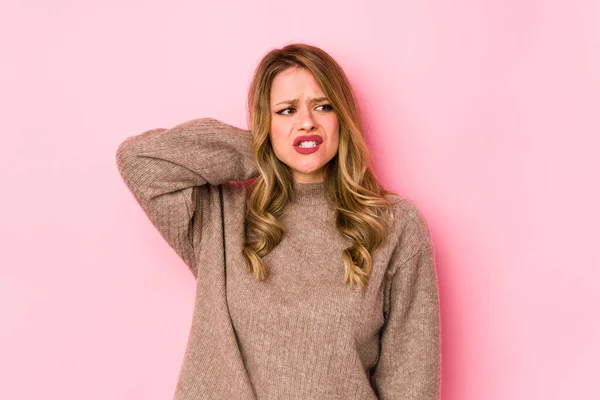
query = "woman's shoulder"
xmin=383 ymin=191 xmax=427 ymax=220
xmin=382 ymin=191 xmax=433 ymax=252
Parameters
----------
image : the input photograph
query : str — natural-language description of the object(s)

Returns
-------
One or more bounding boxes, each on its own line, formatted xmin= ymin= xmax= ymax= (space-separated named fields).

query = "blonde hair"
xmin=243 ymin=43 xmax=396 ymax=292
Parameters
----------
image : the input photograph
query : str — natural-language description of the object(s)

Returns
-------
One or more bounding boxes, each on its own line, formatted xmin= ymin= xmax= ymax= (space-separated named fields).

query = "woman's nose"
xmin=298 ymin=108 xmax=316 ymax=131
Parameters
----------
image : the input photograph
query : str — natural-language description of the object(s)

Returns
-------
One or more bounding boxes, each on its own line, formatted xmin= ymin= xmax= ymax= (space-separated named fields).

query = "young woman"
xmin=116 ymin=43 xmax=441 ymax=399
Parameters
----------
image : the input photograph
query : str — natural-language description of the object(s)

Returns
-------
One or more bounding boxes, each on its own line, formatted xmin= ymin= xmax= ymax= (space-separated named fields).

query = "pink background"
xmin=1 ymin=1 xmax=599 ymax=399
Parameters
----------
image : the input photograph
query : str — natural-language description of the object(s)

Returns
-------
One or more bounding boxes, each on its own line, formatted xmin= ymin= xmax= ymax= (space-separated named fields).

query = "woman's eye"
xmin=276 ymin=104 xmax=333 ymax=115
xmin=318 ymin=104 xmax=333 ymax=111
xmin=277 ymin=107 xmax=294 ymax=115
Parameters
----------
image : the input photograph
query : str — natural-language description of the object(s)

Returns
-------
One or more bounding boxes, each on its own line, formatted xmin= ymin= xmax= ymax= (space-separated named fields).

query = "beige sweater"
xmin=115 ymin=118 xmax=441 ymax=399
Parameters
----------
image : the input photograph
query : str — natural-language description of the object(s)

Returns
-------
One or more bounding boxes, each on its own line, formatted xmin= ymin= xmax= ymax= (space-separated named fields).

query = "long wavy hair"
xmin=242 ymin=43 xmax=396 ymax=292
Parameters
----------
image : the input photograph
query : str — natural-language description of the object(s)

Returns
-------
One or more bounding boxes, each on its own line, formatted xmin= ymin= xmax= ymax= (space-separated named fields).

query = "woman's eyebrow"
xmin=274 ymin=96 xmax=329 ymax=106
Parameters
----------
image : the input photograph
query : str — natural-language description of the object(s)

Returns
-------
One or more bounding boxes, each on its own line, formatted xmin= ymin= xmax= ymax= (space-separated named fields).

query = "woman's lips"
xmin=293 ymin=135 xmax=323 ymax=146
xmin=294 ymin=142 xmax=321 ymax=154
xmin=293 ymin=135 xmax=323 ymax=154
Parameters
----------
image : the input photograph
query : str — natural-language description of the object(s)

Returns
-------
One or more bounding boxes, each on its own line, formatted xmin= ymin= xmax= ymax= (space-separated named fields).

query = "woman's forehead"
xmin=270 ymin=67 xmax=326 ymax=105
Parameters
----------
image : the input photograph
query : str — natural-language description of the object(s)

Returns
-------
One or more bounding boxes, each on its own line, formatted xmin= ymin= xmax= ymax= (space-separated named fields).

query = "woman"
xmin=116 ymin=43 xmax=441 ymax=399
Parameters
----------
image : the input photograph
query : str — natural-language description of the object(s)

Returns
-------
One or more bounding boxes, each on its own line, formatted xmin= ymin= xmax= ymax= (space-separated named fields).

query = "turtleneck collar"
xmin=290 ymin=181 xmax=328 ymax=205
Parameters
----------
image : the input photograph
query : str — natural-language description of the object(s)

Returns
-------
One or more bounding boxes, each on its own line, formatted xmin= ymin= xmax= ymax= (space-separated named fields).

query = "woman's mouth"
xmin=298 ymin=140 xmax=319 ymax=148
xmin=293 ymin=135 xmax=323 ymax=154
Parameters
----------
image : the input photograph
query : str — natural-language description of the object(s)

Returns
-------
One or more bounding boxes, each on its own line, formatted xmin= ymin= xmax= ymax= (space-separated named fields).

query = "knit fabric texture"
xmin=115 ymin=117 xmax=441 ymax=399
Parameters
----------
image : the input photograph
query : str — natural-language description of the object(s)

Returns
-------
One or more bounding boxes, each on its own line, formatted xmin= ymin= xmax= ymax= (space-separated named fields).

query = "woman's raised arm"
xmin=115 ymin=117 xmax=258 ymax=278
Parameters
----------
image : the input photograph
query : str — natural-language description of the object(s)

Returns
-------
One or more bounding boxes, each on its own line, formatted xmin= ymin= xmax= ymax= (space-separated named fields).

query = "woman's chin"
xmin=291 ymin=165 xmax=325 ymax=181
xmin=295 ymin=166 xmax=321 ymax=175
xmin=295 ymin=160 xmax=324 ymax=172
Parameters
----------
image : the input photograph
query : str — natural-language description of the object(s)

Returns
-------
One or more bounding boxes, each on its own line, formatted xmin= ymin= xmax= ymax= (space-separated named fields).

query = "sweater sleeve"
xmin=373 ymin=206 xmax=442 ymax=399
xmin=115 ymin=117 xmax=258 ymax=278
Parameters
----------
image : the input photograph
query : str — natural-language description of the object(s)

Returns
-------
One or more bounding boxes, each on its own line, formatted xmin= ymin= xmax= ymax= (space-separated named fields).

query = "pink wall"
xmin=1 ymin=1 xmax=599 ymax=399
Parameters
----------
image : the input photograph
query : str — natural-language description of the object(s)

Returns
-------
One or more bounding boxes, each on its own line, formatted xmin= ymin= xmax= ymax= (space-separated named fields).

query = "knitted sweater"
xmin=115 ymin=117 xmax=441 ymax=399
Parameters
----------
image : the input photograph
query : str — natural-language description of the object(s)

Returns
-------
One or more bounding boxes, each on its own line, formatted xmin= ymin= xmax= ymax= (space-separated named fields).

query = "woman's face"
xmin=269 ymin=66 xmax=339 ymax=183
